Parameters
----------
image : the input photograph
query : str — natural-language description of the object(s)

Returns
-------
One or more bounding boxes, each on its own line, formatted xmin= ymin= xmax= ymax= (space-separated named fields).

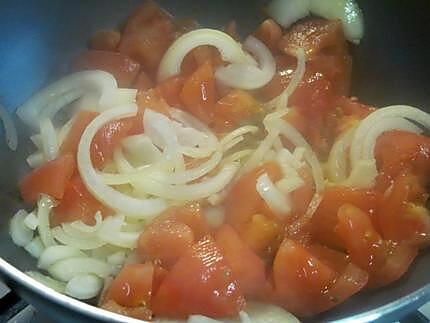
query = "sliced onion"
xmin=187 ymin=315 xmax=221 ymax=323
xmin=16 ymin=70 xmax=118 ymax=129
xmin=265 ymin=48 xmax=306 ymax=110
xmin=52 ymin=227 xmax=106 ymax=250
xmin=24 ymin=237 xmax=45 ymax=258
xmin=360 ymin=117 xmax=422 ymax=161
xmin=170 ymin=108 xmax=217 ymax=142
xmin=279 ymin=121 xmax=324 ymax=192
xmin=310 ymin=0 xmax=364 ymax=44
xmin=350 ymin=105 xmax=430 ymax=166
xmin=256 ymin=173 xmax=291 ymax=217
xmin=39 ymin=118 xmax=58 ymax=161
xmin=77 ymin=104 xmax=167 ymax=218
xmin=203 ymin=206 xmax=225 ymax=229
xmin=24 ymin=212 xmax=39 ymax=231
xmin=48 ymin=257 xmax=114 ymax=282
xmin=69 ymin=212 xmax=103 ymax=233
xmin=341 ymin=159 xmax=378 ymax=189
xmin=73 ymin=88 xmax=137 ymax=112
xmin=277 ymin=148 xmax=304 ymax=171
xmin=220 ymin=125 xmax=259 ymax=148
xmin=0 ymin=104 xmax=17 ymax=151
xmin=97 ymin=216 xmax=140 ymax=249
xmin=38 ymin=245 xmax=86 ymax=270
xmin=10 ymin=210 xmax=33 ymax=247
xmin=65 ymin=274 xmax=103 ymax=300
xmin=26 ymin=152 xmax=44 ymax=168
xmin=133 ymin=163 xmax=239 ymax=201
xmin=57 ymin=116 xmax=75 ymax=147
xmin=122 ymin=134 xmax=163 ymax=166
xmin=222 ymin=149 xmax=254 ymax=165
xmin=37 ymin=195 xmax=56 ymax=247
xmin=244 ymin=301 xmax=300 ymax=323
xmin=215 ymin=36 xmax=276 ymax=90
xmin=276 ymin=176 xmax=305 ymax=195
xmin=267 ymin=0 xmax=310 ymax=29
xmin=158 ymin=28 xmax=256 ymax=81
xmin=327 ymin=126 xmax=355 ymax=182
xmin=26 ymin=271 xmax=66 ymax=293
xmin=107 ymin=251 xmax=126 ymax=266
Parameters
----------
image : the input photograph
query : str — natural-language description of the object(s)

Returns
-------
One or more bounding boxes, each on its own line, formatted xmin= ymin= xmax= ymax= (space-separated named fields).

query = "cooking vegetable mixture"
xmin=8 ymin=0 xmax=430 ymax=321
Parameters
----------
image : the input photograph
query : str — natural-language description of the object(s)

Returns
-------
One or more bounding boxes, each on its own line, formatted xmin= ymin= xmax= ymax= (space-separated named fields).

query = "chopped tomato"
xmin=278 ymin=19 xmax=347 ymax=59
xmin=158 ymin=203 xmax=210 ymax=240
xmin=156 ymin=75 xmax=185 ymax=107
xmin=254 ymin=19 xmax=282 ymax=50
xmin=89 ymin=30 xmax=121 ymax=51
xmin=20 ymin=154 xmax=75 ymax=204
xmin=224 ymin=162 xmax=282 ymax=230
xmin=133 ymin=70 xmax=154 ymax=91
xmin=336 ymin=203 xmax=419 ymax=288
xmin=152 ymin=235 xmax=245 ymax=318
xmin=377 ymin=174 xmax=430 ymax=246
xmin=137 ymin=219 xmax=194 ymax=266
xmin=73 ymin=50 xmax=140 ymax=87
xmin=215 ymin=225 xmax=266 ymax=297
xmin=91 ymin=117 xmax=136 ymax=169
xmin=334 ymin=96 xmax=375 ymax=119
xmin=307 ymin=244 xmax=349 ymax=274
xmin=106 ymin=262 xmax=154 ymax=307
xmin=51 ymin=176 xmax=111 ymax=226
xmin=212 ymin=90 xmax=262 ymax=131
xmin=311 ymin=187 xmax=380 ymax=250
xmin=181 ymin=46 xmax=223 ymax=76
xmin=290 ymin=167 xmax=314 ymax=217
xmin=60 ymin=110 xmax=98 ymax=157
xmin=180 ymin=61 xmax=217 ymax=124
xmin=225 ymin=20 xmax=240 ymax=41
xmin=118 ymin=1 xmax=175 ymax=73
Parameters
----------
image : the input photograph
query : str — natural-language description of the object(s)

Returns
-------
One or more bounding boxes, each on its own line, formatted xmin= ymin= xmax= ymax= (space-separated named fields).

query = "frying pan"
xmin=0 ymin=0 xmax=429 ymax=322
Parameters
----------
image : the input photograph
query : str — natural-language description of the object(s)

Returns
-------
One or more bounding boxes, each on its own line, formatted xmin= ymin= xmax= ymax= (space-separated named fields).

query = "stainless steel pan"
xmin=0 ymin=0 xmax=429 ymax=322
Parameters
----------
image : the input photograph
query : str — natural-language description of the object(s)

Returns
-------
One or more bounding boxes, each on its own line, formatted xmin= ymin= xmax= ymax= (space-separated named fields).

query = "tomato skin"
xmin=89 ymin=30 xmax=121 ymax=51
xmin=51 ymin=176 xmax=111 ymax=226
xmin=106 ymin=262 xmax=154 ymax=307
xmin=137 ymin=219 xmax=194 ymax=266
xmin=119 ymin=1 xmax=175 ymax=73
xmin=60 ymin=110 xmax=98 ymax=158
xmin=311 ymin=187 xmax=380 ymax=250
xmin=212 ymin=90 xmax=261 ymax=131
xmin=73 ymin=50 xmax=140 ymax=87
xmin=20 ymin=154 xmax=75 ymax=204
xmin=152 ymin=235 xmax=245 ymax=318
xmin=156 ymin=75 xmax=185 ymax=107
xmin=215 ymin=225 xmax=266 ymax=297
xmin=254 ymin=19 xmax=282 ymax=50
xmin=180 ymin=61 xmax=217 ymax=124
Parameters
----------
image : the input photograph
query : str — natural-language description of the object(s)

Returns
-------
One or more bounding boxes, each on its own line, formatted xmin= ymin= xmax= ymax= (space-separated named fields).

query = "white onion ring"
xmin=65 ymin=274 xmax=103 ymax=300
xmin=47 ymin=257 xmax=114 ymax=282
xmin=215 ymin=36 xmax=276 ymax=90
xmin=327 ymin=126 xmax=356 ymax=182
xmin=256 ymin=173 xmax=292 ymax=217
xmin=157 ymin=28 xmax=256 ymax=81
xmin=39 ymin=118 xmax=58 ymax=161
xmin=38 ymin=245 xmax=86 ymax=270
xmin=77 ymin=104 xmax=167 ymax=218
xmin=16 ymin=70 xmax=118 ymax=129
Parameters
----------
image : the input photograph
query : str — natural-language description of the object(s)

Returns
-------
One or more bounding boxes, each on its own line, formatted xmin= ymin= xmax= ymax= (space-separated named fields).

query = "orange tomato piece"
xmin=212 ymin=90 xmax=261 ymax=130
xmin=254 ymin=19 xmax=282 ymax=50
xmin=215 ymin=225 xmax=266 ymax=297
xmin=137 ymin=219 xmax=194 ymax=266
xmin=106 ymin=262 xmax=154 ymax=307
xmin=60 ymin=110 xmax=98 ymax=158
xmin=20 ymin=154 xmax=75 ymax=204
xmin=152 ymin=235 xmax=245 ymax=318
xmin=156 ymin=75 xmax=185 ymax=107
xmin=118 ymin=1 xmax=175 ymax=73
xmin=89 ymin=30 xmax=121 ymax=51
xmin=180 ymin=61 xmax=217 ymax=124
xmin=73 ymin=50 xmax=140 ymax=87
xmin=311 ymin=187 xmax=380 ymax=250
xmin=133 ymin=70 xmax=154 ymax=91
xmin=51 ymin=175 xmax=111 ymax=226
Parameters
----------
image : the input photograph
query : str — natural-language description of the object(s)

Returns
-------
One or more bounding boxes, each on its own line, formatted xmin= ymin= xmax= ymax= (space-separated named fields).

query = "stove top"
xmin=1 ymin=280 xmax=429 ymax=323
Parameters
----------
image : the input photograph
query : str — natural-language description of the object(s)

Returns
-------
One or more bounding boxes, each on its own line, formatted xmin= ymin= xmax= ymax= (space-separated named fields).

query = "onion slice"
xmin=77 ymin=104 xmax=167 ymax=218
xmin=267 ymin=0 xmax=310 ymax=29
xmin=0 ymin=104 xmax=17 ymax=151
xmin=215 ymin=36 xmax=276 ymax=90
xmin=157 ymin=28 xmax=256 ymax=81
xmin=256 ymin=173 xmax=291 ymax=217
xmin=16 ymin=70 xmax=118 ymax=129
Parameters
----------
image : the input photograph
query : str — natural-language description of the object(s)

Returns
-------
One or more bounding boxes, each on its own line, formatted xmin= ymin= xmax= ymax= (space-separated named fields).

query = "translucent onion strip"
xmin=157 ymin=28 xmax=256 ymax=81
xmin=24 ymin=237 xmax=44 ymax=258
xmin=52 ymin=227 xmax=106 ymax=250
xmin=38 ymin=245 xmax=86 ymax=270
xmin=16 ymin=71 xmax=118 ymax=129
xmin=77 ymin=104 xmax=167 ymax=218
xmin=10 ymin=210 xmax=33 ymax=247
xmin=39 ymin=118 xmax=59 ymax=161
xmin=326 ymin=126 xmax=355 ymax=182
xmin=26 ymin=152 xmax=44 ymax=168
xmin=256 ymin=173 xmax=291 ymax=217
xmin=65 ymin=274 xmax=103 ymax=300
xmin=47 ymin=257 xmax=113 ymax=282
xmin=37 ymin=195 xmax=56 ymax=247
xmin=26 ymin=271 xmax=66 ymax=293
xmin=215 ymin=36 xmax=276 ymax=90
xmin=350 ymin=105 xmax=430 ymax=166
xmin=0 ymin=104 xmax=17 ymax=151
